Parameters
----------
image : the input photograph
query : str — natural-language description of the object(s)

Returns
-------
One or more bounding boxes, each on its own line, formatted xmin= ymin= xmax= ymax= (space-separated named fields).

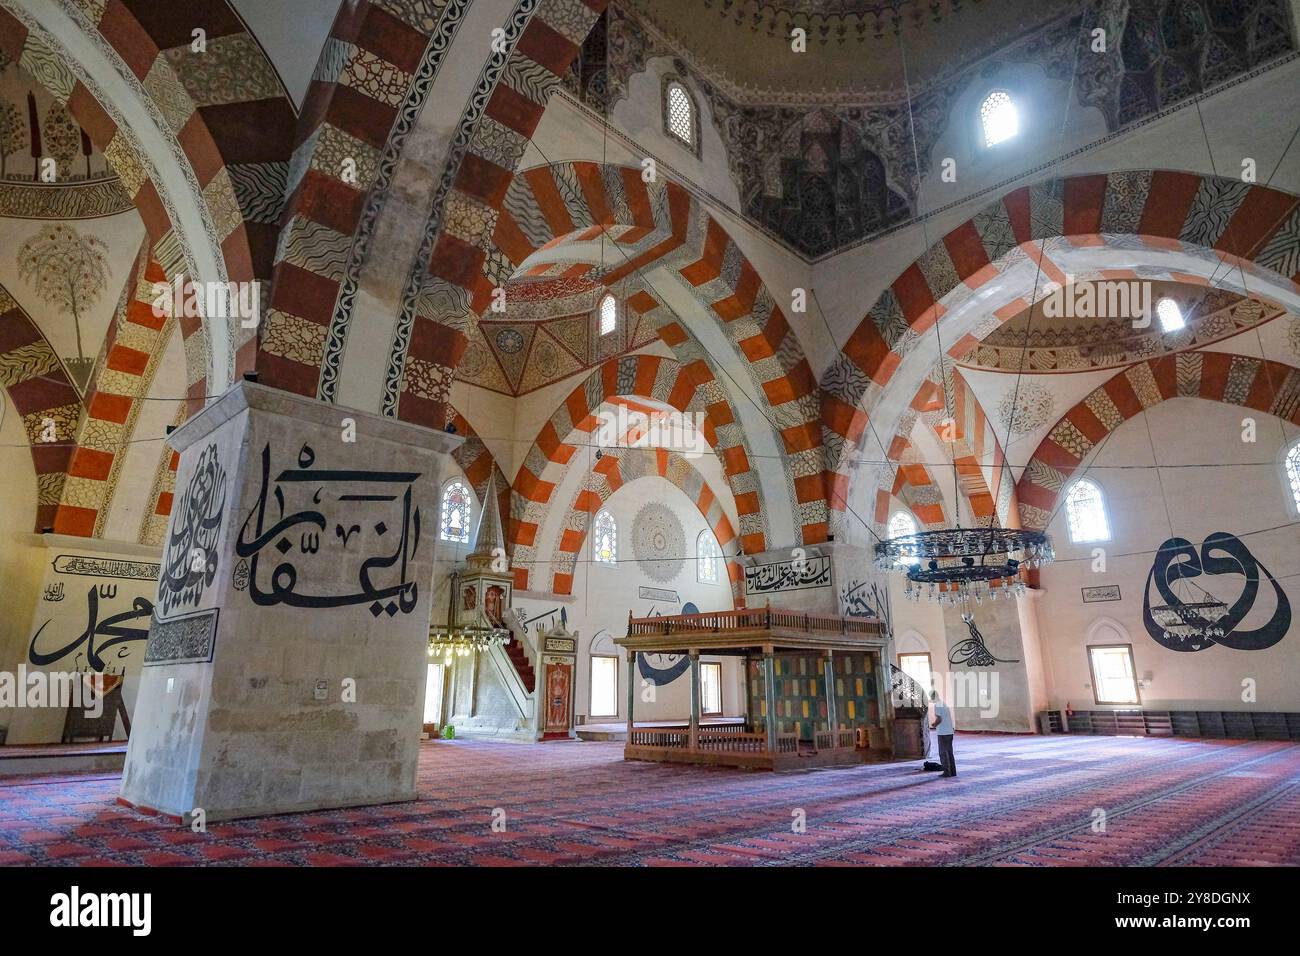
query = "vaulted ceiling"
xmin=568 ymin=0 xmax=1298 ymax=258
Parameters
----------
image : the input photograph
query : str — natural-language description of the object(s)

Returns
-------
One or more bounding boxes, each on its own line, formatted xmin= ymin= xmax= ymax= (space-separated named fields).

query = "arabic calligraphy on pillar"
xmin=234 ymin=443 xmax=424 ymax=618
xmin=158 ymin=443 xmax=227 ymax=615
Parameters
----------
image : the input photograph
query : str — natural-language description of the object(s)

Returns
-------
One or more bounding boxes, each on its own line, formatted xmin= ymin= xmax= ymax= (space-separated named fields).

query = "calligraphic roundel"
xmin=1142 ymin=532 xmax=1291 ymax=653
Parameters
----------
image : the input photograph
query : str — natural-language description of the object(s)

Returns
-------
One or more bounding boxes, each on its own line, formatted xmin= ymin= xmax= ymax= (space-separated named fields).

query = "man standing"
xmin=930 ymin=690 xmax=956 ymax=778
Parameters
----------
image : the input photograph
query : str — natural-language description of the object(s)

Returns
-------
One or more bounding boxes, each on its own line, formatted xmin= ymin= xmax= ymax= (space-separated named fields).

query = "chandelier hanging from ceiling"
xmin=873 ymin=526 xmax=1054 ymax=605
xmin=427 ymin=621 xmax=510 ymax=659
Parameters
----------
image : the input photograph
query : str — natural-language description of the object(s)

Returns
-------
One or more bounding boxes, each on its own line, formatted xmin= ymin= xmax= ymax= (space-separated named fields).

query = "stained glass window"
xmin=1065 ymin=478 xmax=1110 ymax=543
xmin=440 ymin=479 xmax=472 ymax=544
xmin=697 ymin=530 xmax=720 ymax=583
xmin=980 ymin=90 xmax=1017 ymax=147
xmin=593 ymin=509 xmax=617 ymax=564
xmin=666 ymin=82 xmax=694 ymax=147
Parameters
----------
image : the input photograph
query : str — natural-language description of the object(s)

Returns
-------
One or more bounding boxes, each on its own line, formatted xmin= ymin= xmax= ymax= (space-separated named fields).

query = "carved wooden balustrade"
xmin=627 ymin=607 xmax=882 ymax=639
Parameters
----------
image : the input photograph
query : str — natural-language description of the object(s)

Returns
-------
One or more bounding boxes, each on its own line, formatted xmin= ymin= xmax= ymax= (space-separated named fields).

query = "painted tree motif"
xmin=17 ymin=223 xmax=110 ymax=387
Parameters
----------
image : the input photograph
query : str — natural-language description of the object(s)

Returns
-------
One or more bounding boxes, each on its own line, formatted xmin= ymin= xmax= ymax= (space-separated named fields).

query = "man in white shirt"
xmin=930 ymin=690 xmax=956 ymax=778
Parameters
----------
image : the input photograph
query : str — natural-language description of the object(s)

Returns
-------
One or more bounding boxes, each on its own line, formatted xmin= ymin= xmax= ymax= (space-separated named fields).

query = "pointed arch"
xmin=485 ymin=160 xmax=823 ymax=542
xmin=510 ymin=353 xmax=767 ymax=589
xmin=53 ymin=244 xmax=177 ymax=537
xmin=872 ymin=368 xmax=1017 ymax=532
xmin=1016 ymin=352 xmax=1300 ymax=529
xmin=447 ymin=406 xmax=511 ymax=541
xmin=822 ymin=171 xmax=1300 ymax=539
xmin=548 ymin=446 xmax=742 ymax=605
xmin=1 ymin=0 xmax=296 ymax=396
xmin=0 ymin=284 xmax=80 ymax=532
xmin=259 ymin=0 xmax=609 ymax=407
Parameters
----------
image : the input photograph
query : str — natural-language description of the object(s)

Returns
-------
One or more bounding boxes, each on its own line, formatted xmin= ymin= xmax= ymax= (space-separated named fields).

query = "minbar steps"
xmin=505 ymin=638 xmax=535 ymax=693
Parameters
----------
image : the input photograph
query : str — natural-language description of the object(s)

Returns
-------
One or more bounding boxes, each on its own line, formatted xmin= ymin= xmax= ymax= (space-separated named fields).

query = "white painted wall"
xmin=0 ymin=401 xmax=44 ymax=739
xmin=1037 ymin=398 xmax=1300 ymax=712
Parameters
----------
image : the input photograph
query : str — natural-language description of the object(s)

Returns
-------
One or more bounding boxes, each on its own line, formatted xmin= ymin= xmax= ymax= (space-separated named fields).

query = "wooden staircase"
xmin=504 ymin=637 xmax=535 ymax=693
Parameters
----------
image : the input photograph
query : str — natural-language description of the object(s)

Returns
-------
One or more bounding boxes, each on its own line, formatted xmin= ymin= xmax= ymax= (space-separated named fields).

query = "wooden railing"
xmin=696 ymin=731 xmax=767 ymax=753
xmin=814 ymin=729 xmax=859 ymax=751
xmin=627 ymin=607 xmax=882 ymax=637
xmin=629 ymin=728 xmax=689 ymax=748
xmin=631 ymin=725 xmax=861 ymax=754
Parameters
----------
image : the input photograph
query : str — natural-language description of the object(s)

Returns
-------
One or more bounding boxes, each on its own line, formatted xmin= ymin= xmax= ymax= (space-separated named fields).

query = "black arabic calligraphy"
xmin=29 ymin=585 xmax=152 ymax=673
xmin=234 ymin=443 xmax=423 ymax=617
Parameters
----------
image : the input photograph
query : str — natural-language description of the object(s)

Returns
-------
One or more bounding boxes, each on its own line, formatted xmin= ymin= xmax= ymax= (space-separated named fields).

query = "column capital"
xmin=170 ymin=381 xmax=463 ymax=456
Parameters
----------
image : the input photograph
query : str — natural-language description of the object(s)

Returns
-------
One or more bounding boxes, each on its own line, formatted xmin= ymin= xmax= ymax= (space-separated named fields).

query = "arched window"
xmin=1156 ymin=296 xmax=1185 ymax=332
xmin=979 ymin=90 xmax=1018 ymax=147
xmin=664 ymin=80 xmax=696 ymax=150
xmin=1065 ymin=478 xmax=1111 ymax=543
xmin=697 ymin=530 xmax=720 ymax=584
xmin=1285 ymin=441 xmax=1300 ymax=514
xmin=599 ymin=293 xmax=617 ymax=336
xmin=888 ymin=511 xmax=919 ymax=566
xmin=888 ymin=511 xmax=918 ymax=540
xmin=593 ymin=510 xmax=617 ymax=564
xmin=440 ymin=479 xmax=472 ymax=543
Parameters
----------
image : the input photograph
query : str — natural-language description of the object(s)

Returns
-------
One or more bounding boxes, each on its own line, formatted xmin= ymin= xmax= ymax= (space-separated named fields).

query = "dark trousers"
xmin=938 ymin=734 xmax=956 ymax=776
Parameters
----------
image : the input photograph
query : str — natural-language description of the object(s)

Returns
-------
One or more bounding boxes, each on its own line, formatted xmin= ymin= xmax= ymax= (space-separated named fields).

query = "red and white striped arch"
xmin=823 ymin=171 xmax=1300 ymax=540
xmin=547 ymin=446 xmax=742 ymax=605
xmin=1016 ymin=351 xmax=1300 ymax=530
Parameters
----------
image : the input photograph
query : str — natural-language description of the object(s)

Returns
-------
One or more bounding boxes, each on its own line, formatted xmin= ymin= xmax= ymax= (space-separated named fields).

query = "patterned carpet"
xmin=2 ymin=734 xmax=1298 ymax=866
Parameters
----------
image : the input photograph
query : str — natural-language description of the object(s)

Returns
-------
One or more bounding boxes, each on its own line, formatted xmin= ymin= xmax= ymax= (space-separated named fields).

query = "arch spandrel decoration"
xmin=1016 ymin=352 xmax=1300 ymax=530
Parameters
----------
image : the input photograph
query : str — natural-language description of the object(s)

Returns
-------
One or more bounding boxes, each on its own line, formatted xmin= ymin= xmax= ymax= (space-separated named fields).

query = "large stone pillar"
xmin=118 ymin=382 xmax=461 ymax=821
xmin=941 ymin=597 xmax=1034 ymax=733
xmin=1016 ymin=589 xmax=1050 ymax=728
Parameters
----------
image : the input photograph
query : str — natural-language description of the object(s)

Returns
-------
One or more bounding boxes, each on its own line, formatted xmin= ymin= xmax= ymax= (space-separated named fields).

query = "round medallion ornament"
xmin=494 ymin=328 xmax=525 ymax=354
xmin=631 ymin=502 xmax=685 ymax=584
xmin=997 ymin=381 xmax=1055 ymax=436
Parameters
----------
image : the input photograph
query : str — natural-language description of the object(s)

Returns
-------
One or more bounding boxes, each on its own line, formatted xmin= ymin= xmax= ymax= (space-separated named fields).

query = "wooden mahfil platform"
xmin=615 ymin=606 xmax=893 ymax=770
